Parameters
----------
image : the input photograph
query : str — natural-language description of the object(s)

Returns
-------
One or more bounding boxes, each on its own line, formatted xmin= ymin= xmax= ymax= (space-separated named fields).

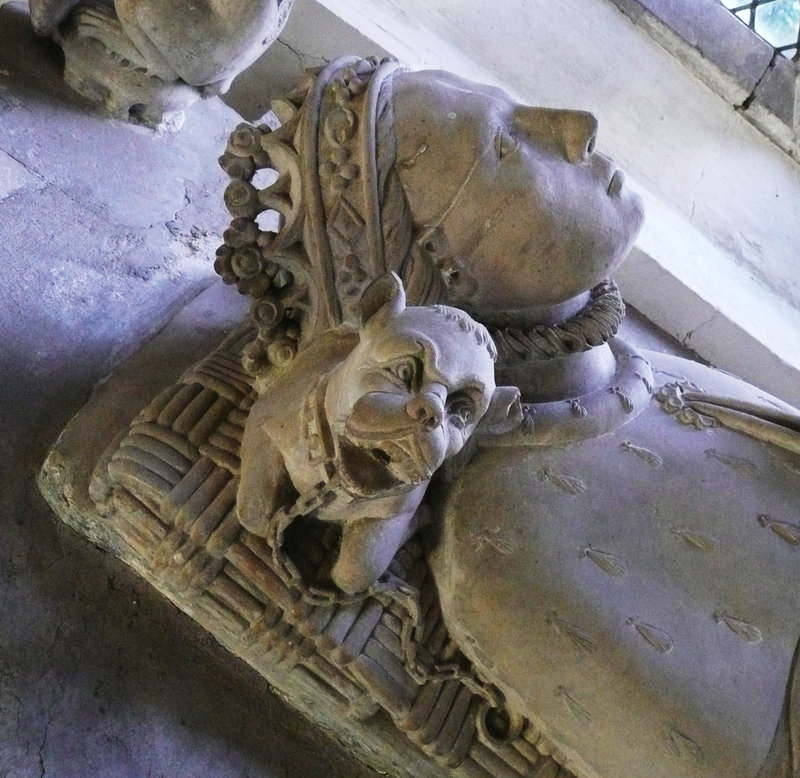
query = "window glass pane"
xmin=755 ymin=0 xmax=800 ymax=48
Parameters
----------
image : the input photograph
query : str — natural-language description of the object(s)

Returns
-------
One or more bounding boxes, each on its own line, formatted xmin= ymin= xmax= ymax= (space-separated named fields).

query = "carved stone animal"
xmin=25 ymin=0 xmax=292 ymax=124
xmin=238 ymin=273 xmax=520 ymax=594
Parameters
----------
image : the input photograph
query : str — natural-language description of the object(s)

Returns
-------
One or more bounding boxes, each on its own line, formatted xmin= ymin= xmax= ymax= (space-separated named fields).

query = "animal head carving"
xmin=325 ymin=273 xmax=519 ymax=497
xmin=239 ymin=273 xmax=519 ymax=594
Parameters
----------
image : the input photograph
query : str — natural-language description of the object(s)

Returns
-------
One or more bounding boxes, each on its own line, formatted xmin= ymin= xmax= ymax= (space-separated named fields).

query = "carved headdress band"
xmin=215 ymin=56 xmax=433 ymax=374
xmin=215 ymin=56 xmax=624 ymax=377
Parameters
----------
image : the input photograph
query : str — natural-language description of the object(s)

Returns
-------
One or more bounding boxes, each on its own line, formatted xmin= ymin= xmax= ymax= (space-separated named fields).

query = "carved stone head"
xmin=391 ymin=71 xmax=646 ymax=319
xmin=238 ymin=273 xmax=520 ymax=594
xmin=216 ymin=56 xmax=645 ymax=375
xmin=324 ymin=273 xmax=508 ymax=497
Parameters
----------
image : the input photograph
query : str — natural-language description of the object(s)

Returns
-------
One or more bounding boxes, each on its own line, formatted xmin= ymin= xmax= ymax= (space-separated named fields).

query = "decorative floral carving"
xmin=215 ymin=58 xmax=411 ymax=377
xmin=656 ymin=382 xmax=718 ymax=429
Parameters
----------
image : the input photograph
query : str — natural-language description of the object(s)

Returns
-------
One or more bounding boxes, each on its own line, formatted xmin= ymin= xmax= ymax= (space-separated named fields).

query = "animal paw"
xmin=70 ymin=2 xmax=149 ymax=71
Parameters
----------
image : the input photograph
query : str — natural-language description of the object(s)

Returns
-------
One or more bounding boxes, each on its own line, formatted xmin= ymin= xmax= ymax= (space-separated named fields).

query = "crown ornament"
xmin=215 ymin=56 xmax=406 ymax=376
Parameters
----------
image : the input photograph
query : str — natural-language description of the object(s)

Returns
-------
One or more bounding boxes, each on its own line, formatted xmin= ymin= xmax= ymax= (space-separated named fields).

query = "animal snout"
xmin=406 ymin=391 xmax=444 ymax=431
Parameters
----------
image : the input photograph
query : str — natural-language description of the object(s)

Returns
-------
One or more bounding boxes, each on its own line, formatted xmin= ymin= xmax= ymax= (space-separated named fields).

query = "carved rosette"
xmin=216 ymin=109 xmax=313 ymax=374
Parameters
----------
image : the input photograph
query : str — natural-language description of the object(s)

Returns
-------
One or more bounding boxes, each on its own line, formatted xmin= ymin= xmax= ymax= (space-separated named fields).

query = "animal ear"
xmin=477 ymin=386 xmax=523 ymax=436
xmin=359 ymin=272 xmax=406 ymax=330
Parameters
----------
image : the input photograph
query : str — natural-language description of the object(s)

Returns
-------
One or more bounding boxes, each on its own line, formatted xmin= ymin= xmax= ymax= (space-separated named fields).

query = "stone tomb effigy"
xmin=41 ymin=55 xmax=800 ymax=778
xmin=53 ymin=315 xmax=575 ymax=778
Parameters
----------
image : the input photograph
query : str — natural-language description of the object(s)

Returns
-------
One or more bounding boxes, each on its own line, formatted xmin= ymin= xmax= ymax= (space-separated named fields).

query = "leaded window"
xmin=721 ymin=0 xmax=800 ymax=59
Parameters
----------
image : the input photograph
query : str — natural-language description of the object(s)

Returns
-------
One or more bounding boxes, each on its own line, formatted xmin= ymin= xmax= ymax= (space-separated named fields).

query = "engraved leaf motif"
xmin=581 ymin=545 xmax=627 ymax=577
xmin=567 ymin=398 xmax=588 ymax=418
xmin=758 ymin=514 xmax=800 ymax=546
xmin=620 ymin=440 xmax=663 ymax=467
xmin=670 ymin=526 xmax=718 ymax=552
xmin=470 ymin=527 xmax=518 ymax=555
xmin=705 ymin=448 xmax=756 ymax=477
xmin=609 ymin=386 xmax=634 ymax=413
xmin=667 ymin=728 xmax=705 ymax=764
xmin=547 ymin=611 xmax=597 ymax=655
xmin=627 ymin=618 xmax=674 ymax=654
xmin=538 ymin=467 xmax=587 ymax=495
xmin=556 ymin=686 xmax=591 ymax=726
xmin=713 ymin=611 xmax=763 ymax=643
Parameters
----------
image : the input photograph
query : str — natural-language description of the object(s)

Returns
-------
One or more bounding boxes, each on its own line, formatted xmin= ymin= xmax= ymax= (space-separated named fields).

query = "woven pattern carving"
xmin=94 ymin=328 xmax=577 ymax=778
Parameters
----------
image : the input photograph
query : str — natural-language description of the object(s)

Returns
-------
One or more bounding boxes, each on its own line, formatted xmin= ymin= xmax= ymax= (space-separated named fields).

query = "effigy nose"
xmin=513 ymin=107 xmax=598 ymax=164
xmin=406 ymin=390 xmax=444 ymax=431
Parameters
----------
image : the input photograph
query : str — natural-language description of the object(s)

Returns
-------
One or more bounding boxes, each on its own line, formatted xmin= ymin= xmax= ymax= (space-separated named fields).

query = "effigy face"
xmin=27 ymin=0 xmax=293 ymax=128
xmin=391 ymin=72 xmax=646 ymax=314
xmin=40 ymin=55 xmax=800 ymax=778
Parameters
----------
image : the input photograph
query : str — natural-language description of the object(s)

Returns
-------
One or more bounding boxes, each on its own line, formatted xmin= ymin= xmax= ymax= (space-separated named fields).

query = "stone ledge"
xmin=617 ymin=187 xmax=800 ymax=408
xmin=609 ymin=0 xmax=773 ymax=102
xmin=609 ymin=0 xmax=800 ymax=158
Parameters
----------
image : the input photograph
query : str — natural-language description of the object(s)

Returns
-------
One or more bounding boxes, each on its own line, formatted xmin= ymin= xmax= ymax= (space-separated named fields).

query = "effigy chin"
xmin=40 ymin=56 xmax=800 ymax=778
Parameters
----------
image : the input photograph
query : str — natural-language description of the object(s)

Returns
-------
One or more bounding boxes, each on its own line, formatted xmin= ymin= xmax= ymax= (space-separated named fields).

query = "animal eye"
xmin=494 ymin=127 xmax=518 ymax=159
xmin=387 ymin=359 xmax=417 ymax=388
xmin=447 ymin=395 xmax=476 ymax=429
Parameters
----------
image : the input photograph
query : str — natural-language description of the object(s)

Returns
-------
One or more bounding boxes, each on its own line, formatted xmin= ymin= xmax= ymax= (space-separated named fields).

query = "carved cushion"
xmin=86 ymin=323 xmax=579 ymax=778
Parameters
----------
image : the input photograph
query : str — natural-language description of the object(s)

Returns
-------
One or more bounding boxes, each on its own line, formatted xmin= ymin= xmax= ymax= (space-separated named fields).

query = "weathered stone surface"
xmin=0 ymin=9 xmax=380 ymax=775
xmin=33 ymin=45 xmax=800 ymax=778
xmin=210 ymin=58 xmax=800 ymax=777
xmin=27 ymin=0 xmax=295 ymax=128
xmin=0 ymin=149 xmax=41 ymax=199
xmin=301 ymin=0 xmax=800 ymax=401
xmin=38 ymin=282 xmax=484 ymax=778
